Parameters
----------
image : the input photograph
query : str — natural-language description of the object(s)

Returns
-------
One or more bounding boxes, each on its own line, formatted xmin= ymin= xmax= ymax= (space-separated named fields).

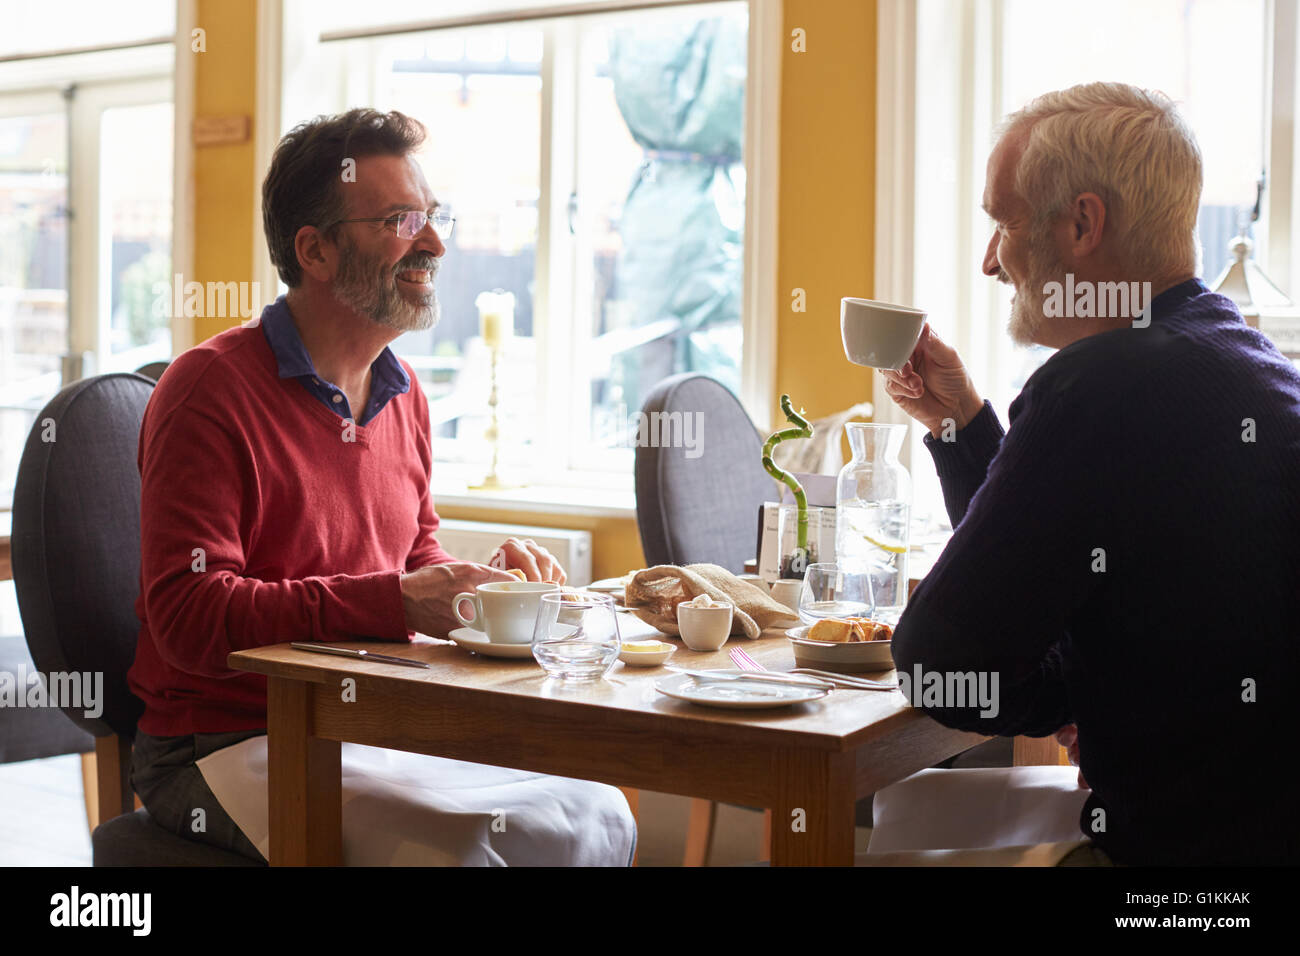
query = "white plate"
xmin=447 ymin=627 xmax=536 ymax=659
xmin=655 ymin=670 xmax=829 ymax=709
xmin=587 ymin=578 xmax=628 ymax=594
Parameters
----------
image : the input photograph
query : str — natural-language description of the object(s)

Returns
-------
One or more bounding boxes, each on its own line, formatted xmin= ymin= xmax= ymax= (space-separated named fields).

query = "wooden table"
xmin=229 ymin=631 xmax=985 ymax=866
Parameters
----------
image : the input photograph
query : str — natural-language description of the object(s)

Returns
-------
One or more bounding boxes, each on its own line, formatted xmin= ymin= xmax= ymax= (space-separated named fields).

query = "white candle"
xmin=476 ymin=290 xmax=515 ymax=349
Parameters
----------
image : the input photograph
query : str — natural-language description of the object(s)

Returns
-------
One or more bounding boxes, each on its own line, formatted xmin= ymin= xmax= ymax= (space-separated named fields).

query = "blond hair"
xmin=998 ymin=82 xmax=1202 ymax=278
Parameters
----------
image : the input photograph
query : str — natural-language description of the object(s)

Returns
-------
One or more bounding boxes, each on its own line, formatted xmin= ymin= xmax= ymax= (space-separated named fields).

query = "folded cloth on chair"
xmin=866 ymin=765 xmax=1090 ymax=862
xmin=624 ymin=563 xmax=799 ymax=639
xmin=196 ymin=736 xmax=636 ymax=866
xmin=856 ymin=838 xmax=1095 ymax=866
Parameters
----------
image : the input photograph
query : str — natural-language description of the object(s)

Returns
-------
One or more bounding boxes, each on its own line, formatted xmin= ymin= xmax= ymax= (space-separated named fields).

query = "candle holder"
xmin=472 ymin=343 xmax=519 ymax=490
xmin=471 ymin=289 xmax=523 ymax=491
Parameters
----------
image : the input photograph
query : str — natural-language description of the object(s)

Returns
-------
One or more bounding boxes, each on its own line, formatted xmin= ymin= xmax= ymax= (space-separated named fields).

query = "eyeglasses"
xmin=327 ymin=209 xmax=455 ymax=241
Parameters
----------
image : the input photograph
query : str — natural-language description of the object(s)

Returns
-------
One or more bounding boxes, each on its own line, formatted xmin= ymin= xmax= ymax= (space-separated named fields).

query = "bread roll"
xmin=808 ymin=619 xmax=858 ymax=643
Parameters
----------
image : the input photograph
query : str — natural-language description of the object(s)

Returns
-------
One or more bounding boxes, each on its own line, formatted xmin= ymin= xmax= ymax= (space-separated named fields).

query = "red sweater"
xmin=127 ymin=323 xmax=453 ymax=735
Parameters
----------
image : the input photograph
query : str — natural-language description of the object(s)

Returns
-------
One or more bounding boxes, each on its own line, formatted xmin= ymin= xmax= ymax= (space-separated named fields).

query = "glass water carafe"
xmin=835 ymin=423 xmax=911 ymax=626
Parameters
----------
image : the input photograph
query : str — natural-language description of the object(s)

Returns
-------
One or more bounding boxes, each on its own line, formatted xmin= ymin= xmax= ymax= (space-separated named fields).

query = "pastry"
xmin=847 ymin=617 xmax=893 ymax=641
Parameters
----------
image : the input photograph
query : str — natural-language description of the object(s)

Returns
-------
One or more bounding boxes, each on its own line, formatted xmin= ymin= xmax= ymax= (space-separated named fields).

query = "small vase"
xmin=835 ymin=423 xmax=911 ymax=624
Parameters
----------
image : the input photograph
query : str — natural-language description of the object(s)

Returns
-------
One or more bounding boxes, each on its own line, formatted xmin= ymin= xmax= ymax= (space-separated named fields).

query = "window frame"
xmin=269 ymin=0 xmax=781 ymax=498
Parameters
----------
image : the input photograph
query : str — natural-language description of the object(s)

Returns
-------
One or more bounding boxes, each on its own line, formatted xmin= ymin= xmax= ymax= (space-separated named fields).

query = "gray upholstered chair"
xmin=634 ymin=373 xmax=774 ymax=574
xmin=132 ymin=361 xmax=170 ymax=383
xmin=633 ymin=374 xmax=779 ymax=864
xmin=11 ymin=373 xmax=260 ymax=866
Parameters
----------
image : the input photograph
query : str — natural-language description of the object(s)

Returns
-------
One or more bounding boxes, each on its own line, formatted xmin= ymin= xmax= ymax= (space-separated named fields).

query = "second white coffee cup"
xmin=453 ymin=581 xmax=559 ymax=643
xmin=841 ymin=296 xmax=927 ymax=370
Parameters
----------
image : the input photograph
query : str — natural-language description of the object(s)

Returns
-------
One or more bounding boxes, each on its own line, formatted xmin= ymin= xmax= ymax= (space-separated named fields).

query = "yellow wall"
xmin=192 ymin=0 xmax=259 ymax=344
xmin=187 ymin=0 xmax=878 ymax=576
xmin=776 ymin=0 xmax=876 ymax=430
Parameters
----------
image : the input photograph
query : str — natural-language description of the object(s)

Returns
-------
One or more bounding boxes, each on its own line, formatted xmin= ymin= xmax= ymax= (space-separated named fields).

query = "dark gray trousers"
xmin=130 ymin=729 xmax=267 ymax=863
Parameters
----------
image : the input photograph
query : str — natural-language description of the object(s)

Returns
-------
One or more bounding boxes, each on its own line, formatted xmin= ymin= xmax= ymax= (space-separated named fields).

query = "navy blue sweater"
xmin=894 ymin=278 xmax=1300 ymax=865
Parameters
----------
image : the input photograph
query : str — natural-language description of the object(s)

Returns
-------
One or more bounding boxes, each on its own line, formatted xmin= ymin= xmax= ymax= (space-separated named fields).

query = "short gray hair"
xmin=998 ymin=82 xmax=1202 ymax=279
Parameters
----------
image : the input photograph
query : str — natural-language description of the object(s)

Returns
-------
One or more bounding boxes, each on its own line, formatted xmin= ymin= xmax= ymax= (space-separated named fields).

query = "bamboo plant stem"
xmin=761 ymin=394 xmax=814 ymax=554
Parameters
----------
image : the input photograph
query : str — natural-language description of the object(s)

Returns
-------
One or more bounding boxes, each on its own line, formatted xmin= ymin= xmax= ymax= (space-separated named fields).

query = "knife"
xmin=290 ymin=642 xmax=430 ymax=669
xmin=665 ymin=666 xmax=833 ymax=690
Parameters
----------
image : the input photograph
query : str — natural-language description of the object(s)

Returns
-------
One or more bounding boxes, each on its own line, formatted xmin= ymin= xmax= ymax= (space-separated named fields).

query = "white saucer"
xmin=447 ymin=627 xmax=536 ymax=659
xmin=655 ymin=670 xmax=829 ymax=709
xmin=587 ymin=578 xmax=628 ymax=596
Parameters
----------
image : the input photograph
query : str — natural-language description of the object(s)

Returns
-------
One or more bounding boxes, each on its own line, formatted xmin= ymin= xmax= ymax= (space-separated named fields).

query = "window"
xmin=878 ymin=0 xmax=1283 ymax=533
xmin=280 ymin=0 xmax=764 ymax=490
xmin=0 ymin=2 xmax=174 ymax=501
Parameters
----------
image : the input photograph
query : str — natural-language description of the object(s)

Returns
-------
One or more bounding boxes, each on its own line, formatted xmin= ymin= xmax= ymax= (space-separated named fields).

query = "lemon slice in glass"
xmin=860 ymin=531 xmax=908 ymax=554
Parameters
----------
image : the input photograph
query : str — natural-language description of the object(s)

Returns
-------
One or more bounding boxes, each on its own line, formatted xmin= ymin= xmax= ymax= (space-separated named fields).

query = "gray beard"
xmin=333 ymin=248 xmax=440 ymax=333
xmin=1008 ymin=285 xmax=1044 ymax=346
xmin=1007 ymin=238 xmax=1062 ymax=347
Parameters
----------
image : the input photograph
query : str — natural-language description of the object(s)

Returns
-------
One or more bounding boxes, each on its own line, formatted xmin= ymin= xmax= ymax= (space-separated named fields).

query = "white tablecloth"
xmin=197 ymin=735 xmax=636 ymax=866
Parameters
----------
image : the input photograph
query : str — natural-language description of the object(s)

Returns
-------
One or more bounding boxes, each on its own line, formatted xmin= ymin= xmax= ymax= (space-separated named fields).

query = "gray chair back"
xmin=634 ymin=374 xmax=774 ymax=573
xmin=133 ymin=361 xmax=170 ymax=383
xmin=11 ymin=373 xmax=154 ymax=740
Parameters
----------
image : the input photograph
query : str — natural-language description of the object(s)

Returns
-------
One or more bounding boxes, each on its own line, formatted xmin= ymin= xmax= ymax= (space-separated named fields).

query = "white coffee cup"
xmin=841 ymin=297 xmax=927 ymax=370
xmin=453 ymin=581 xmax=559 ymax=644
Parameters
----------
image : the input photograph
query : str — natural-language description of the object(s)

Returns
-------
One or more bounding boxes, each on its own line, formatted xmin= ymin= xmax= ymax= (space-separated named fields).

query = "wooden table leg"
xmin=769 ymin=750 xmax=856 ymax=866
xmin=267 ymin=677 xmax=341 ymax=866
xmin=1013 ymin=735 xmax=1068 ymax=766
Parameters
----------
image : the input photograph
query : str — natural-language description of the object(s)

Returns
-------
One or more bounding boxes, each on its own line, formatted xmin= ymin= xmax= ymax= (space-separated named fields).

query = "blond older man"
xmin=877 ymin=82 xmax=1299 ymax=866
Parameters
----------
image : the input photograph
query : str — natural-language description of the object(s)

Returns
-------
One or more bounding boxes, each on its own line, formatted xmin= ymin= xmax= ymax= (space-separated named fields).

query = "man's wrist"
xmin=957 ymin=390 xmax=986 ymax=429
xmin=927 ymin=391 xmax=986 ymax=438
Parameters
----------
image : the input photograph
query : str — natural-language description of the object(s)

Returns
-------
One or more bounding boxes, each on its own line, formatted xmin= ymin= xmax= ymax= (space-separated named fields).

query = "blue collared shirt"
xmin=259 ymin=296 xmax=410 ymax=426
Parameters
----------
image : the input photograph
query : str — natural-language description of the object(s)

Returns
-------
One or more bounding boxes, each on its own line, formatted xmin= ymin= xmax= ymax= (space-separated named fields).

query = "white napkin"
xmin=863 ymin=765 xmax=1091 ymax=864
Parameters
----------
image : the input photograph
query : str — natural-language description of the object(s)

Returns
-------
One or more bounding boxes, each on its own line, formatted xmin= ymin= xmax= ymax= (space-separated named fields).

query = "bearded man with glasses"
xmin=126 ymin=108 xmax=636 ymax=866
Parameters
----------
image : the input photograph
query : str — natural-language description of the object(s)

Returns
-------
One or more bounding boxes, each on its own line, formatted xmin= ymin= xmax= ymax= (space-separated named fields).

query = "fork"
xmin=731 ymin=646 xmax=896 ymax=690
xmin=729 ymin=646 xmax=766 ymax=672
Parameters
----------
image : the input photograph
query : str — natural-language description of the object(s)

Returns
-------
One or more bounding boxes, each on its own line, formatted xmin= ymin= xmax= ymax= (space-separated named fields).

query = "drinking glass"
xmin=531 ymin=592 xmax=621 ymax=680
xmin=797 ymin=562 xmax=875 ymax=625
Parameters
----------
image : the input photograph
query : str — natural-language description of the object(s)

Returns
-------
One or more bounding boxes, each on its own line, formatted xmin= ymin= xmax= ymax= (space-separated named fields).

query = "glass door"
xmin=0 ymin=96 xmax=68 ymax=502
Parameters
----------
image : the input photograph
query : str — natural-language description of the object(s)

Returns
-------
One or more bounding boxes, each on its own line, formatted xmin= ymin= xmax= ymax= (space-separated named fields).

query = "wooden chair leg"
xmin=683 ymin=798 xmax=717 ymax=867
xmin=94 ymin=734 xmax=132 ymax=821
xmin=80 ymin=751 xmax=98 ymax=832
xmin=617 ymin=787 xmax=640 ymax=866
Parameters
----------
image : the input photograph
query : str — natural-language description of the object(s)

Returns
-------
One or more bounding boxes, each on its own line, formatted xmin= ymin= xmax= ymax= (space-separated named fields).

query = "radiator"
xmin=434 ymin=518 xmax=593 ymax=586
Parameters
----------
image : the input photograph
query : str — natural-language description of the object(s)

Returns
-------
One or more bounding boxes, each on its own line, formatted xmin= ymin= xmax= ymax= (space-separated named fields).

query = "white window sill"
xmin=431 ymin=464 xmax=637 ymax=519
